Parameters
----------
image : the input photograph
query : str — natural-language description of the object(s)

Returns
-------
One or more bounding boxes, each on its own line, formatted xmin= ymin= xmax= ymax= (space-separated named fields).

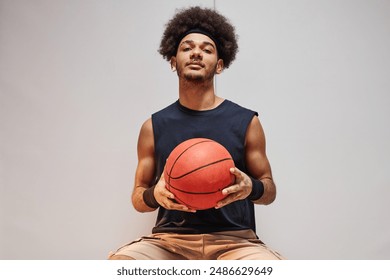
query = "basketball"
xmin=164 ymin=138 xmax=235 ymax=210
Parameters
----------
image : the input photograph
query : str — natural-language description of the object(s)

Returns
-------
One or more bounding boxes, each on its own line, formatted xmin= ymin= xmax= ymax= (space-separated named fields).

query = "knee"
xmin=108 ymin=254 xmax=135 ymax=260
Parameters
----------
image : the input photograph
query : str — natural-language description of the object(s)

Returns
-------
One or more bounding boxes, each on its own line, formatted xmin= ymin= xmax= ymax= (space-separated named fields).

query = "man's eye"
xmin=183 ymin=47 xmax=191 ymax=51
xmin=204 ymin=49 xmax=212 ymax=54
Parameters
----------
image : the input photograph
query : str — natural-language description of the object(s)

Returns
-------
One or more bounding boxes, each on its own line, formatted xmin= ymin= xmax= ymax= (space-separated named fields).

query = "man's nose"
xmin=190 ymin=47 xmax=202 ymax=59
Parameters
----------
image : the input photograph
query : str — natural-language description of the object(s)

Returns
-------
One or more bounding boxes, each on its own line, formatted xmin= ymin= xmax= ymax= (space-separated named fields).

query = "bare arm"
xmin=131 ymin=118 xmax=158 ymax=212
xmin=132 ymin=118 xmax=195 ymax=213
xmin=244 ymin=115 xmax=276 ymax=205
xmin=216 ymin=115 xmax=276 ymax=208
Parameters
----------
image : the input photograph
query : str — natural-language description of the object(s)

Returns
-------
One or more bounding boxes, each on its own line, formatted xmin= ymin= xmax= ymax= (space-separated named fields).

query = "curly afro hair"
xmin=158 ymin=6 xmax=238 ymax=69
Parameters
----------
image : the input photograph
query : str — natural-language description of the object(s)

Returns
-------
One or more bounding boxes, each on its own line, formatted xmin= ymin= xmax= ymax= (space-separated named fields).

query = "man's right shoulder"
xmin=140 ymin=118 xmax=153 ymax=134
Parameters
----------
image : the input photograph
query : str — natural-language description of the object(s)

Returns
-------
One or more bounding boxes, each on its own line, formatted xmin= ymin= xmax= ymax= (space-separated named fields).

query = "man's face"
xmin=172 ymin=33 xmax=223 ymax=82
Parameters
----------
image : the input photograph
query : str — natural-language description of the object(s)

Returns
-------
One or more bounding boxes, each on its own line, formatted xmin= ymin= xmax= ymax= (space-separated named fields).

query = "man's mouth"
xmin=186 ymin=61 xmax=204 ymax=67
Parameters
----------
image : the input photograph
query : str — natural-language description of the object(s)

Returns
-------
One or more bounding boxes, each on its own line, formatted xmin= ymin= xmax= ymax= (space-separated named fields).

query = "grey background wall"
xmin=1 ymin=0 xmax=389 ymax=259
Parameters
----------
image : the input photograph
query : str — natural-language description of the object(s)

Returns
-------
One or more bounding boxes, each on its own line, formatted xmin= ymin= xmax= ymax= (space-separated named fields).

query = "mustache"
xmin=186 ymin=60 xmax=205 ymax=67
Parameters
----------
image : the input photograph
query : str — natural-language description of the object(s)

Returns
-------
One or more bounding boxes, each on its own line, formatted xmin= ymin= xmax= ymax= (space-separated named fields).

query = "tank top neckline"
xmin=175 ymin=99 xmax=228 ymax=115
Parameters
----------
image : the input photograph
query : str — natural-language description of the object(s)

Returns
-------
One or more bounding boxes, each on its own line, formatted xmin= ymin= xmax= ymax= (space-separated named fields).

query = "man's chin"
xmin=184 ymin=74 xmax=204 ymax=81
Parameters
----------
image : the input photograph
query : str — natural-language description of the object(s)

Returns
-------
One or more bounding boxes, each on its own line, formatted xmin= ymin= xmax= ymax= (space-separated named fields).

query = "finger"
xmin=222 ymin=183 xmax=240 ymax=195
xmin=215 ymin=193 xmax=238 ymax=209
xmin=230 ymin=167 xmax=243 ymax=178
xmin=157 ymin=182 xmax=175 ymax=200
xmin=165 ymin=199 xmax=196 ymax=213
xmin=163 ymin=188 xmax=175 ymax=200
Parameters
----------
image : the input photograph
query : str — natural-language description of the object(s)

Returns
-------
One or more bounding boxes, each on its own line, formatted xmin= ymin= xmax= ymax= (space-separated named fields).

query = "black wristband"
xmin=248 ymin=177 xmax=265 ymax=201
xmin=142 ymin=185 xmax=160 ymax=209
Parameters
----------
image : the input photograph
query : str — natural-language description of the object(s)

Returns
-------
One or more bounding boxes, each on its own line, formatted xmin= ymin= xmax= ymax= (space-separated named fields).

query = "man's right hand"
xmin=154 ymin=172 xmax=196 ymax=213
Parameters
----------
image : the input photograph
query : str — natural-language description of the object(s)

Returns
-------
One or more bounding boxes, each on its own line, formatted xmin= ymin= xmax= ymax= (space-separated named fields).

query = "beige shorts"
xmin=110 ymin=229 xmax=284 ymax=260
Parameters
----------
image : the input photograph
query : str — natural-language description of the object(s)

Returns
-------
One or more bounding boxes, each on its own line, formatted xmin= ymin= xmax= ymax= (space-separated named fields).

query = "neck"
xmin=178 ymin=77 xmax=222 ymax=110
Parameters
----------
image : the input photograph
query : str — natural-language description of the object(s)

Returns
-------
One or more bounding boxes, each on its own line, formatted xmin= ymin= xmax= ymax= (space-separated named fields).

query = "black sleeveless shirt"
xmin=151 ymin=99 xmax=258 ymax=234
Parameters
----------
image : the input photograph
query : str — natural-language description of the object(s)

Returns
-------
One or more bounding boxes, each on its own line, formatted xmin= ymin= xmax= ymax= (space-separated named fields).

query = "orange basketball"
xmin=165 ymin=138 xmax=235 ymax=210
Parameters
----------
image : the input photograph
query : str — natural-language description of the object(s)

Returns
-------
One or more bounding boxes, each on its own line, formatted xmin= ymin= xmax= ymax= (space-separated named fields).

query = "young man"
xmin=109 ymin=6 xmax=283 ymax=260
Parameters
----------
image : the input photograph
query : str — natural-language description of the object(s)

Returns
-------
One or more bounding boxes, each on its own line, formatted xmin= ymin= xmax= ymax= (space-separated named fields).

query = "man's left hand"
xmin=215 ymin=167 xmax=252 ymax=209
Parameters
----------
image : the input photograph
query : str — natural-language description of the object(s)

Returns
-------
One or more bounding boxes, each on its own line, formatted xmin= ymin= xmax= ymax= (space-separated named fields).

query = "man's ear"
xmin=215 ymin=59 xmax=224 ymax=74
xmin=170 ymin=57 xmax=177 ymax=72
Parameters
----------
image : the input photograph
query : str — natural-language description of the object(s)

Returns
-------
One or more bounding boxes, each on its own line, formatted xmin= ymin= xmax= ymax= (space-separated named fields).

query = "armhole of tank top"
xmin=242 ymin=111 xmax=258 ymax=145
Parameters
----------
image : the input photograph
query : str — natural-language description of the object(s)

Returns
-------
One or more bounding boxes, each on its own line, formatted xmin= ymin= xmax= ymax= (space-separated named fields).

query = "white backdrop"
xmin=1 ymin=0 xmax=389 ymax=259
